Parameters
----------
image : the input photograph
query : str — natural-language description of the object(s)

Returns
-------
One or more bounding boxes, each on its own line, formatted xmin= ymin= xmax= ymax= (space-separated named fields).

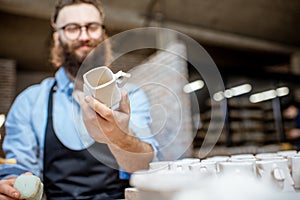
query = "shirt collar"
xmin=55 ymin=67 xmax=74 ymax=96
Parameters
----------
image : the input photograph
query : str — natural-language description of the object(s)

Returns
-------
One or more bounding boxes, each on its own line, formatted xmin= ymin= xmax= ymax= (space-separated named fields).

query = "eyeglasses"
xmin=58 ymin=22 xmax=103 ymax=40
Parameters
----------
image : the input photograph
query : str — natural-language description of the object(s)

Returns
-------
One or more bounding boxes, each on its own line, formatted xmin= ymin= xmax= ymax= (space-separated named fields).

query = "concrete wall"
xmin=129 ymin=42 xmax=194 ymax=160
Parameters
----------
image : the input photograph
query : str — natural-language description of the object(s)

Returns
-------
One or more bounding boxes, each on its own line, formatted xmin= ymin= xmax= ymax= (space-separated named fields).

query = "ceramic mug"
xmin=256 ymin=159 xmax=294 ymax=192
xmin=277 ymin=150 xmax=297 ymax=172
xmin=204 ymin=156 xmax=229 ymax=173
xmin=218 ymin=161 xmax=255 ymax=178
xmin=169 ymin=158 xmax=200 ymax=171
xmin=230 ymin=154 xmax=255 ymax=160
xmin=189 ymin=161 xmax=218 ymax=179
xmin=292 ymin=155 xmax=300 ymax=189
xmin=255 ymin=153 xmax=283 ymax=161
xmin=229 ymin=158 xmax=257 ymax=177
xmin=83 ymin=66 xmax=131 ymax=107
xmin=149 ymin=161 xmax=170 ymax=171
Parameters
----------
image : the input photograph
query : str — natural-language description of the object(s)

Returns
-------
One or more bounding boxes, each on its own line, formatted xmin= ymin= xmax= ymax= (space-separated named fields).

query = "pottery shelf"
xmin=194 ymin=96 xmax=283 ymax=149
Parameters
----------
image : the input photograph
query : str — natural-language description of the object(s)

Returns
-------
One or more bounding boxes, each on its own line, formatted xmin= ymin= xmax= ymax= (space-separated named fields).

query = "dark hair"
xmin=52 ymin=0 xmax=105 ymax=24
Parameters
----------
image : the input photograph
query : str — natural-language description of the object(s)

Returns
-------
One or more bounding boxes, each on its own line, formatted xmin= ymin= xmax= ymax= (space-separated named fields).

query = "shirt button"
xmin=67 ymin=83 xmax=74 ymax=99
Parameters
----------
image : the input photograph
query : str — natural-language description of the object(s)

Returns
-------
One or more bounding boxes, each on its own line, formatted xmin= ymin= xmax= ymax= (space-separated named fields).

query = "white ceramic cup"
xmin=255 ymin=153 xmax=283 ymax=161
xmin=292 ymin=155 xmax=300 ymax=189
xmin=277 ymin=150 xmax=297 ymax=157
xmin=204 ymin=156 xmax=229 ymax=173
xmin=229 ymin=158 xmax=257 ymax=177
xmin=230 ymin=154 xmax=255 ymax=160
xmin=83 ymin=66 xmax=131 ymax=107
xmin=256 ymin=159 xmax=294 ymax=192
xmin=277 ymin=150 xmax=297 ymax=172
xmin=189 ymin=161 xmax=218 ymax=179
xmin=218 ymin=161 xmax=255 ymax=178
xmin=169 ymin=158 xmax=200 ymax=171
xmin=149 ymin=161 xmax=170 ymax=170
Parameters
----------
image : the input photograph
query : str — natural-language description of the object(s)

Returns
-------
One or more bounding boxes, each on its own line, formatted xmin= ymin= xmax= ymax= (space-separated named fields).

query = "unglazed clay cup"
xmin=83 ymin=66 xmax=131 ymax=107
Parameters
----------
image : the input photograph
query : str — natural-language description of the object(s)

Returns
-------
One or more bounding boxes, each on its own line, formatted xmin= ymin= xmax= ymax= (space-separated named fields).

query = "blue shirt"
xmin=1 ymin=68 xmax=157 ymax=179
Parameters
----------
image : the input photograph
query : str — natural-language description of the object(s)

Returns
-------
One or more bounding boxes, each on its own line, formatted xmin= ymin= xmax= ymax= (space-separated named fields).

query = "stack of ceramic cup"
xmin=128 ymin=151 xmax=300 ymax=200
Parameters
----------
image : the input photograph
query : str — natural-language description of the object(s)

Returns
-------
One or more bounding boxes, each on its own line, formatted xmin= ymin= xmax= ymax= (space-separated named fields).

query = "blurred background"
xmin=0 ymin=0 xmax=300 ymax=157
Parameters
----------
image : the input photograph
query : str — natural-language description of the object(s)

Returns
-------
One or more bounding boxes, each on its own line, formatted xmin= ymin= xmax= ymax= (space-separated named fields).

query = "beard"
xmin=60 ymin=39 xmax=100 ymax=78
xmin=50 ymin=33 xmax=112 ymax=82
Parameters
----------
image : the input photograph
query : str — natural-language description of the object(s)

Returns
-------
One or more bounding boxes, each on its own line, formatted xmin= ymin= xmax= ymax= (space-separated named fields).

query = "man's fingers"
xmin=118 ymin=90 xmax=130 ymax=114
xmin=0 ymin=179 xmax=20 ymax=199
xmin=85 ymin=96 xmax=113 ymax=121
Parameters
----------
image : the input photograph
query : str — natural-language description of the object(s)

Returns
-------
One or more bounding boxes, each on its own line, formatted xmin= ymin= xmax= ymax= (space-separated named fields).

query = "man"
xmin=0 ymin=0 xmax=157 ymax=199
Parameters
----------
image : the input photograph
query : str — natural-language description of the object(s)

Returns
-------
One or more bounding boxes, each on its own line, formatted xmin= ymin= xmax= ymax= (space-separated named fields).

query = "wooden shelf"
xmin=193 ymin=96 xmax=283 ymax=149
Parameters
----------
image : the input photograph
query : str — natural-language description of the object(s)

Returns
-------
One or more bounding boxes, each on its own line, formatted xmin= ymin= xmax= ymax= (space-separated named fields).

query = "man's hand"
xmin=0 ymin=178 xmax=20 ymax=200
xmin=78 ymin=91 xmax=154 ymax=172
xmin=79 ymin=90 xmax=131 ymax=145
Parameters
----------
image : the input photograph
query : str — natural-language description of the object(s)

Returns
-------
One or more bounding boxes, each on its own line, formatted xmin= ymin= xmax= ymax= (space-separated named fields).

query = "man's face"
xmin=55 ymin=3 xmax=103 ymax=62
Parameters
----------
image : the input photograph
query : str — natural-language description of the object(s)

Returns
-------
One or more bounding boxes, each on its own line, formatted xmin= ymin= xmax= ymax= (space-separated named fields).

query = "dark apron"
xmin=43 ymin=81 xmax=129 ymax=200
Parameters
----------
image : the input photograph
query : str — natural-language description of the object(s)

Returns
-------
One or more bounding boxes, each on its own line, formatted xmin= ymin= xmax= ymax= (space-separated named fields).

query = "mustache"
xmin=71 ymin=40 xmax=98 ymax=49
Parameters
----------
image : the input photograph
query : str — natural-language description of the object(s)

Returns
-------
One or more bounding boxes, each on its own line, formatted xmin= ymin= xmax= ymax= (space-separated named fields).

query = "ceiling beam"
xmin=164 ymin=21 xmax=300 ymax=55
xmin=103 ymin=7 xmax=300 ymax=55
xmin=1 ymin=2 xmax=299 ymax=55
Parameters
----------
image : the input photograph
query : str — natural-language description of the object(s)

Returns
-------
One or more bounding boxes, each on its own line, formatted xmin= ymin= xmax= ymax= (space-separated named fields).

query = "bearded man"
xmin=0 ymin=0 xmax=157 ymax=199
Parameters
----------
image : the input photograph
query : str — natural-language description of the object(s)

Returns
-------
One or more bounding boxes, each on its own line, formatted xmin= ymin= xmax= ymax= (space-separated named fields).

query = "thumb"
xmin=118 ymin=90 xmax=130 ymax=114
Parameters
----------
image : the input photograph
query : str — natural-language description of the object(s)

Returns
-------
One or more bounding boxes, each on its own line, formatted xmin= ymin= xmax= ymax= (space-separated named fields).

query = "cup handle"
xmin=272 ymin=167 xmax=285 ymax=181
xmin=199 ymin=166 xmax=209 ymax=173
xmin=114 ymin=71 xmax=131 ymax=87
xmin=257 ymin=167 xmax=265 ymax=178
